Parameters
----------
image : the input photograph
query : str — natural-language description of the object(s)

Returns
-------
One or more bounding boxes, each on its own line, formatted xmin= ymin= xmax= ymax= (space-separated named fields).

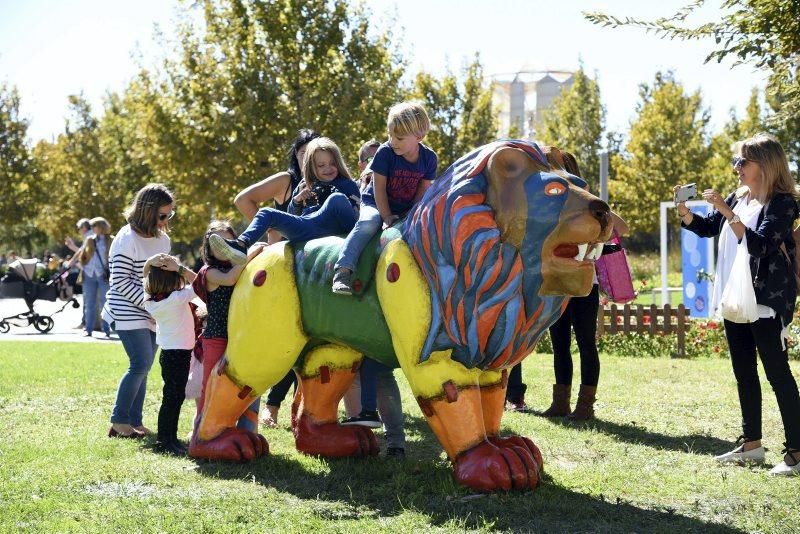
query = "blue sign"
xmin=681 ymin=203 xmax=714 ymax=317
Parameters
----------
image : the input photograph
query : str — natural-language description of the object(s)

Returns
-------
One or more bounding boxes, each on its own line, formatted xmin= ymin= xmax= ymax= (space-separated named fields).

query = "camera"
xmin=674 ymin=183 xmax=697 ymax=203
xmin=305 ymin=181 xmax=338 ymax=208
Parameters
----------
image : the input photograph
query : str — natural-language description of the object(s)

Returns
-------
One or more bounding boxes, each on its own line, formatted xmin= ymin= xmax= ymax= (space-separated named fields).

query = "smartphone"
xmin=675 ymin=183 xmax=697 ymax=203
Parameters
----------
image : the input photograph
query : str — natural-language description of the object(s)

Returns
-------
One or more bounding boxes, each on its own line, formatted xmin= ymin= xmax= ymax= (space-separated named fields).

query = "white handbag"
xmin=720 ymin=236 xmax=759 ymax=323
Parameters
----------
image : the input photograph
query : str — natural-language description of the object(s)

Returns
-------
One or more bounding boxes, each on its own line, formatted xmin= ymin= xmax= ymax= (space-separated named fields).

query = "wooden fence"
xmin=597 ymin=304 xmax=690 ymax=358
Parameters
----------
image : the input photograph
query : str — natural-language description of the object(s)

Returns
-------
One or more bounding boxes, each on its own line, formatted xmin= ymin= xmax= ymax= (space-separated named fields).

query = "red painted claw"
xmin=189 ymin=428 xmax=269 ymax=462
xmin=489 ymin=435 xmax=544 ymax=475
xmin=453 ymin=439 xmax=541 ymax=492
xmin=294 ymin=414 xmax=379 ymax=458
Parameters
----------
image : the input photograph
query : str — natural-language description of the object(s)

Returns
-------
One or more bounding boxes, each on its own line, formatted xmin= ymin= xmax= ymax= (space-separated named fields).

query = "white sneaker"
xmin=770 ymin=460 xmax=800 ymax=476
xmin=714 ymin=445 xmax=765 ymax=464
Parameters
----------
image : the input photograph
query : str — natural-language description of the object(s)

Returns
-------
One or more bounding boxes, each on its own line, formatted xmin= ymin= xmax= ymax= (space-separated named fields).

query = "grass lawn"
xmin=1 ymin=341 xmax=798 ymax=533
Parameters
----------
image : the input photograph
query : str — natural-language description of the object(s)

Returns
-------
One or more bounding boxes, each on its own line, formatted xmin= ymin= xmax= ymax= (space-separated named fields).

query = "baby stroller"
xmin=0 ymin=258 xmax=80 ymax=334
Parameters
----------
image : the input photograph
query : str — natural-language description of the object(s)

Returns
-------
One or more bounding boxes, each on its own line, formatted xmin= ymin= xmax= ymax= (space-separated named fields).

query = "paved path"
xmin=0 ymin=295 xmax=120 ymax=343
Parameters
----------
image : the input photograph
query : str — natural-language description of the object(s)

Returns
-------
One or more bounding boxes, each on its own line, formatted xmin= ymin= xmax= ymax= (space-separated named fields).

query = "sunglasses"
xmin=731 ymin=156 xmax=749 ymax=169
xmin=158 ymin=210 xmax=175 ymax=222
xmin=360 ymin=155 xmax=374 ymax=164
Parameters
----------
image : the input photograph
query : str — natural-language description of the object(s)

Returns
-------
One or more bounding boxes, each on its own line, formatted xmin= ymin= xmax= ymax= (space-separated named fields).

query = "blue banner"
xmin=681 ymin=204 xmax=714 ymax=318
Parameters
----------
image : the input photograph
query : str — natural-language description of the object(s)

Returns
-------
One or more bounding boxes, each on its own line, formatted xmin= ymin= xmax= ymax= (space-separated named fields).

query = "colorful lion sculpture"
xmin=189 ymin=140 xmax=612 ymax=492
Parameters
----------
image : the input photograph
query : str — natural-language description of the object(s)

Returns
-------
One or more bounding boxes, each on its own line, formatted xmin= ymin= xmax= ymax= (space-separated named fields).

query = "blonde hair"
xmin=124 ymin=183 xmax=174 ymax=237
xmin=739 ymin=133 xmax=799 ymax=202
xmin=301 ymin=137 xmax=352 ymax=188
xmin=387 ymin=101 xmax=430 ymax=138
xmin=90 ymin=217 xmax=111 ymax=236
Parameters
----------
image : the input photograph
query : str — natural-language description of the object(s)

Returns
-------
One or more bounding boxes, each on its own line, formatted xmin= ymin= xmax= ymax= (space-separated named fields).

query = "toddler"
xmin=142 ymin=254 xmax=198 ymax=455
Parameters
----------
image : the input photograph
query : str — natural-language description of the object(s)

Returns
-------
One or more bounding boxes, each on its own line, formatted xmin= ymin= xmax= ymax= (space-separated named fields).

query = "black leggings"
xmin=548 ymin=284 xmax=600 ymax=386
xmin=157 ymin=348 xmax=191 ymax=443
xmin=723 ymin=317 xmax=800 ymax=448
xmin=266 ymin=370 xmax=297 ymax=407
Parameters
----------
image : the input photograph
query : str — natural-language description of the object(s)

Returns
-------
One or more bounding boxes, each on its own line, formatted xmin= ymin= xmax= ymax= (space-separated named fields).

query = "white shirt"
xmin=142 ymin=285 xmax=197 ymax=350
xmin=711 ymin=194 xmax=776 ymax=319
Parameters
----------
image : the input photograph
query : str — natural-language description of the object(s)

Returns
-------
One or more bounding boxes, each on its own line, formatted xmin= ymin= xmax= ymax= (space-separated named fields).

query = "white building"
xmin=492 ymin=68 xmax=574 ymax=139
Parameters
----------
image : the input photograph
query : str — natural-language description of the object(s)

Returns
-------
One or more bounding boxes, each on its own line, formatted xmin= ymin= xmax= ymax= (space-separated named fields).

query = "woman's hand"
xmin=158 ymin=255 xmax=180 ymax=272
xmin=292 ymin=184 xmax=315 ymax=205
xmin=701 ymin=189 xmax=726 ymax=211
xmin=672 ymin=185 xmax=688 ymax=211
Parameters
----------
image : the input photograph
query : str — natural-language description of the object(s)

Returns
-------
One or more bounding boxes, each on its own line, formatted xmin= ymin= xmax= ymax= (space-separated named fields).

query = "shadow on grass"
xmin=191 ymin=414 xmax=743 ymax=533
xmin=544 ymin=416 xmax=734 ymax=455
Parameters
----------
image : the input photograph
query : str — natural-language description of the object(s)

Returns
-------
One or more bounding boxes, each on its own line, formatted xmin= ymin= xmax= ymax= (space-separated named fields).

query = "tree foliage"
xmin=0 ymin=84 xmax=45 ymax=253
xmin=584 ymin=1 xmax=800 ymax=127
xmin=610 ymin=72 xmax=710 ymax=235
xmin=1 ymin=0 xmax=504 ymax=255
xmin=538 ymin=68 xmax=606 ymax=191
xmin=411 ymin=56 xmax=497 ymax=170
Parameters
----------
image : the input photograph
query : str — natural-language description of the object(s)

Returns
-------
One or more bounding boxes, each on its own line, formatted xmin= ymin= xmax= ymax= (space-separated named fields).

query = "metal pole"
xmin=599 ymin=151 xmax=608 ymax=202
xmin=660 ymin=201 xmax=669 ymax=306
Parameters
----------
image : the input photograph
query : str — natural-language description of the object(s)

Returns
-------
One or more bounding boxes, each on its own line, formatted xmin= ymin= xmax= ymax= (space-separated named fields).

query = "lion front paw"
xmin=453 ymin=439 xmax=541 ymax=492
xmin=488 ymin=435 xmax=544 ymax=474
xmin=189 ymin=428 xmax=269 ymax=462
xmin=294 ymin=414 xmax=378 ymax=457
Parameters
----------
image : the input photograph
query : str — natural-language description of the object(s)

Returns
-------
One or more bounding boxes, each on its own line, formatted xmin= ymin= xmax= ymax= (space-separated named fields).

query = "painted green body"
xmin=293 ymin=226 xmax=404 ymax=368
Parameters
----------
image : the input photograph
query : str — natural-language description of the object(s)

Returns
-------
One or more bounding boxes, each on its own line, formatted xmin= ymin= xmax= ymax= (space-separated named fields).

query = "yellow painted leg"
xmin=376 ymin=240 xmax=541 ymax=491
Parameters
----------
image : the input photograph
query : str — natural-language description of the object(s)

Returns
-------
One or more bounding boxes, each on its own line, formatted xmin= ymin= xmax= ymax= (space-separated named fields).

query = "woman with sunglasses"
xmin=104 ymin=183 xmax=195 ymax=439
xmin=676 ymin=133 xmax=800 ymax=476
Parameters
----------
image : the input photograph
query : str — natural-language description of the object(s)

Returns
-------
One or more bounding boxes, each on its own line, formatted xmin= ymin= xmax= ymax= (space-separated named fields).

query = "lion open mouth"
xmin=552 ymin=242 xmax=604 ymax=263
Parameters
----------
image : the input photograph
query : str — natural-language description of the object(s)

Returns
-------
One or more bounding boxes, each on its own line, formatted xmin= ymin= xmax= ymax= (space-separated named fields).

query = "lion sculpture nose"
xmin=589 ymin=199 xmax=611 ymax=230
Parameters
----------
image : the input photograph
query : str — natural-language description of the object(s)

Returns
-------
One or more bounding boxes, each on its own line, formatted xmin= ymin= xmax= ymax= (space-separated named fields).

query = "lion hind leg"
xmin=293 ymin=344 xmax=378 ymax=457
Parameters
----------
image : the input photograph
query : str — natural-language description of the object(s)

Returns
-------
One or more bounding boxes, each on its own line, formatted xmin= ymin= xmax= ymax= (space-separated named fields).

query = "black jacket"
xmin=682 ymin=191 xmax=798 ymax=326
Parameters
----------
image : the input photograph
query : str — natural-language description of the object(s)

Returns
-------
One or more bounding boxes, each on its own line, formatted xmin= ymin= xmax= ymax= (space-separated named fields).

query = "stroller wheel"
xmin=33 ymin=316 xmax=54 ymax=333
xmin=0 ymin=321 xmax=9 ymax=334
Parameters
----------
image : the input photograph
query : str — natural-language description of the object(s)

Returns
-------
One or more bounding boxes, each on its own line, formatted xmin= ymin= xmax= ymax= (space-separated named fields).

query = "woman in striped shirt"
xmin=104 ymin=184 xmax=177 ymax=439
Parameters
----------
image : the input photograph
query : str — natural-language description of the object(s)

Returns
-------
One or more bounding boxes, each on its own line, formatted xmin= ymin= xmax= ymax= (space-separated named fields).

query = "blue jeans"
xmin=239 ymin=193 xmax=358 ymax=245
xmin=344 ymin=365 xmax=406 ymax=449
xmin=111 ymin=328 xmax=158 ymax=426
xmin=335 ymin=204 xmax=382 ymax=272
xmin=82 ymin=273 xmax=110 ymax=335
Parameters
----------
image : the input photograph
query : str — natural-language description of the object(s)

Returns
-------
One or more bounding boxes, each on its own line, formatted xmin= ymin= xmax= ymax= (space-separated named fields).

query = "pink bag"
xmin=595 ymin=232 xmax=635 ymax=304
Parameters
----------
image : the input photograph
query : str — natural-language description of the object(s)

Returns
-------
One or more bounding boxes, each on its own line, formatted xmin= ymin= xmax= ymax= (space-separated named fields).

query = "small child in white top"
xmin=142 ymin=253 xmax=197 ymax=455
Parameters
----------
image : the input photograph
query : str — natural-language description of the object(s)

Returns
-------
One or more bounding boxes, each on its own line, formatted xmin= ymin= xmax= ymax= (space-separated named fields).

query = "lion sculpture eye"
xmin=544 ymin=182 xmax=567 ymax=196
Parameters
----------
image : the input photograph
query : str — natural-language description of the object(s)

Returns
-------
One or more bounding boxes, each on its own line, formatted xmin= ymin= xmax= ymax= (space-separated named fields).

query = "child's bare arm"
xmin=206 ymin=264 xmax=246 ymax=286
xmin=372 ymin=172 xmax=398 ymax=227
xmin=205 ymin=244 xmax=265 ymax=286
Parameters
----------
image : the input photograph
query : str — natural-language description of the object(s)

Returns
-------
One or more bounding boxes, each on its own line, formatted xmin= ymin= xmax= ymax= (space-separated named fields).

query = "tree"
xmin=539 ymin=67 xmax=606 ymax=191
xmin=609 ymin=72 xmax=710 ymax=235
xmin=129 ymin=0 xmax=406 ymax=243
xmin=0 ymin=84 xmax=45 ymax=253
xmin=704 ymin=87 xmax=766 ymax=193
xmin=584 ymin=1 xmax=800 ymax=130
xmin=411 ymin=55 xmax=498 ymax=170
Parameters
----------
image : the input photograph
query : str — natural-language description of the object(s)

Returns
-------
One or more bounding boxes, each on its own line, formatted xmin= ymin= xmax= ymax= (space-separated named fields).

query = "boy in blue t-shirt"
xmin=332 ymin=101 xmax=437 ymax=294
xmin=333 ymin=102 xmax=437 ymax=428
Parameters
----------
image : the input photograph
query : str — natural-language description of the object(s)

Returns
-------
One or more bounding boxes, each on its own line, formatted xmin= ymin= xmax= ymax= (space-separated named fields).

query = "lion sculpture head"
xmin=403 ymin=140 xmax=612 ymax=370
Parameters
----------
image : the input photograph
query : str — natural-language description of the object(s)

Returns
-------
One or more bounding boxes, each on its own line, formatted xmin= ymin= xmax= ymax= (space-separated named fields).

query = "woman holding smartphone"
xmin=676 ymin=133 xmax=800 ymax=476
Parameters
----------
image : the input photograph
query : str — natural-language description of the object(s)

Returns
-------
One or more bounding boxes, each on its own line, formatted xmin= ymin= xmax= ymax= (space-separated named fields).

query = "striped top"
xmin=101 ymin=224 xmax=170 ymax=331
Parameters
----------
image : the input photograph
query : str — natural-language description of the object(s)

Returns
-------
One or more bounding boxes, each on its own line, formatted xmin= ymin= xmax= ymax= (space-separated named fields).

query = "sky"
xmin=0 ymin=0 xmax=768 ymax=143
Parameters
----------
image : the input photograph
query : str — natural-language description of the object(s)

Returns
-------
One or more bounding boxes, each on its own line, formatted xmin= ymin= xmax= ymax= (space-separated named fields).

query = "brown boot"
xmin=540 ymin=384 xmax=571 ymax=417
xmin=568 ymin=385 xmax=597 ymax=421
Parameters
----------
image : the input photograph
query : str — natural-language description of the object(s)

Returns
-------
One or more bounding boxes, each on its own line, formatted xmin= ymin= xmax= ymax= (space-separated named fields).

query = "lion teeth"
xmin=573 ymin=243 xmax=589 ymax=261
xmin=585 ymin=243 xmax=603 ymax=261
